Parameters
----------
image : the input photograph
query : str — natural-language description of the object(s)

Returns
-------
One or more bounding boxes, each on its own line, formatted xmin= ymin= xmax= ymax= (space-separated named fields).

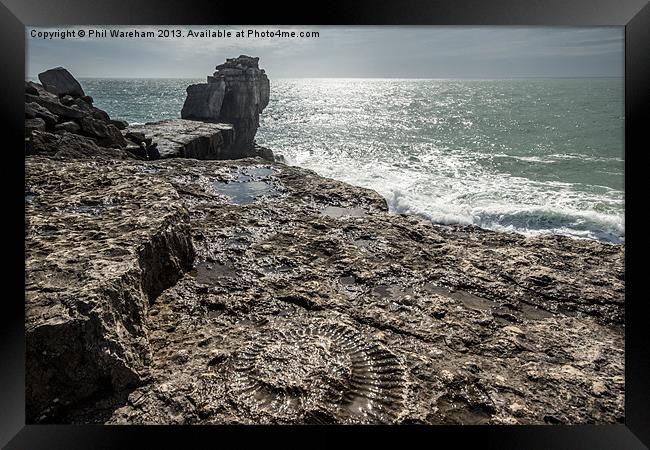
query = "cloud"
xmin=26 ymin=26 xmax=624 ymax=78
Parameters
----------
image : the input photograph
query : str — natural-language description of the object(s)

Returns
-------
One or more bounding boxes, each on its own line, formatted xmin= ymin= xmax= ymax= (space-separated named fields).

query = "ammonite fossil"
xmin=228 ymin=322 xmax=406 ymax=423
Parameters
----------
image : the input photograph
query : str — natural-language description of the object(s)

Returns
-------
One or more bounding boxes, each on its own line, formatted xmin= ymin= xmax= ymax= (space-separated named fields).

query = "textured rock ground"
xmin=25 ymin=158 xmax=195 ymax=422
xmin=25 ymin=156 xmax=625 ymax=425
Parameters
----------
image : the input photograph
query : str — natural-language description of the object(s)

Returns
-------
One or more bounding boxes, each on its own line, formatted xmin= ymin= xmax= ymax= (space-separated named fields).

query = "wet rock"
xmin=125 ymin=119 xmax=235 ymax=159
xmin=24 ymin=155 xmax=623 ymax=425
xmin=38 ymin=67 xmax=86 ymax=98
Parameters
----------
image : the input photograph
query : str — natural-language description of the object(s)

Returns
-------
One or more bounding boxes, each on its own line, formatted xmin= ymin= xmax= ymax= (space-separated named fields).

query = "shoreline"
xmin=24 ymin=62 xmax=625 ymax=425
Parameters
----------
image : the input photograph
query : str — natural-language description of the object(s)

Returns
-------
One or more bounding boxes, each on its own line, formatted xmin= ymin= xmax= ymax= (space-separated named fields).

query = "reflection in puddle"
xmin=213 ymin=167 xmax=277 ymax=205
xmin=213 ymin=181 xmax=275 ymax=205
xmin=321 ymin=206 xmax=366 ymax=218
xmin=422 ymin=283 xmax=553 ymax=320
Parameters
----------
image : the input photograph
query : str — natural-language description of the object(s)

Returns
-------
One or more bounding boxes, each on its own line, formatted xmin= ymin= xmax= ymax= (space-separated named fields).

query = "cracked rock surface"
xmin=25 ymin=156 xmax=624 ymax=425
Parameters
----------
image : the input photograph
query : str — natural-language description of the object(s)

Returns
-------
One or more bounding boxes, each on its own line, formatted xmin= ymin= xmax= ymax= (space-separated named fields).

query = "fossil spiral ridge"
xmin=229 ymin=322 xmax=406 ymax=423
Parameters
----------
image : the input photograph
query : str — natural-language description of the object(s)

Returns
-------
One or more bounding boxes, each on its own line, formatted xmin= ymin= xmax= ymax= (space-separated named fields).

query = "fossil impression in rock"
xmin=227 ymin=322 xmax=406 ymax=423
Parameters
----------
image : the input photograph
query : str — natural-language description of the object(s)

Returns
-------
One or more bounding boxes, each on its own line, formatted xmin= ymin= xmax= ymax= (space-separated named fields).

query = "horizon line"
xmin=26 ymin=75 xmax=624 ymax=80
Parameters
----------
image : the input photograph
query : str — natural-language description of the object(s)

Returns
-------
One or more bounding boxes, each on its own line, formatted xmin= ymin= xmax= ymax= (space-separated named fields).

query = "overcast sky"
xmin=26 ymin=26 xmax=623 ymax=79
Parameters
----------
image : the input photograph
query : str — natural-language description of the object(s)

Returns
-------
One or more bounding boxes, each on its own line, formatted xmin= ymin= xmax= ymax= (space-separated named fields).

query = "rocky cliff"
xmin=181 ymin=55 xmax=270 ymax=155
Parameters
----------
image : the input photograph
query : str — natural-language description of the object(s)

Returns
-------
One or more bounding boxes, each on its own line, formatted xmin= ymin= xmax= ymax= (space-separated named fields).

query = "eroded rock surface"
xmin=25 ymin=158 xmax=195 ymax=422
xmin=25 ymin=156 xmax=624 ymax=425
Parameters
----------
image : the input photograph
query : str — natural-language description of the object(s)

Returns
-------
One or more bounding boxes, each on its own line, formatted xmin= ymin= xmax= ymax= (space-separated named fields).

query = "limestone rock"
xmin=25 ymin=155 xmax=624 ymax=425
xmin=37 ymin=67 xmax=86 ymax=98
xmin=38 ymin=67 xmax=86 ymax=98
xmin=181 ymin=81 xmax=226 ymax=121
xmin=181 ymin=55 xmax=270 ymax=155
xmin=125 ymin=119 xmax=235 ymax=159
xmin=25 ymin=158 xmax=195 ymax=421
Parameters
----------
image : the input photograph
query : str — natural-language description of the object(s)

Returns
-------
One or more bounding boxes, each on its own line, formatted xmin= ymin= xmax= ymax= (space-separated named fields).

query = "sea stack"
xmin=181 ymin=55 xmax=270 ymax=157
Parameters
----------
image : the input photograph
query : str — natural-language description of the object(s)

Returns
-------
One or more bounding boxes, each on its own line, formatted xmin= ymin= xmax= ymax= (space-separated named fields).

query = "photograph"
xmin=21 ymin=24 xmax=630 ymax=426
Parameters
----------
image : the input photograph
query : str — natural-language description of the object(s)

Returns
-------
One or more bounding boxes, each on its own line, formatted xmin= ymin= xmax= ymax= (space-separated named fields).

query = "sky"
xmin=26 ymin=26 xmax=624 ymax=79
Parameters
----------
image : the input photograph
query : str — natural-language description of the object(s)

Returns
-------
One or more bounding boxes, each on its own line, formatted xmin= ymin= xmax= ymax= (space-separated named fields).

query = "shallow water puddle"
xmin=423 ymin=283 xmax=497 ymax=311
xmin=423 ymin=283 xmax=553 ymax=319
xmin=321 ymin=206 xmax=367 ymax=218
xmin=213 ymin=167 xmax=277 ymax=205
xmin=372 ymin=284 xmax=413 ymax=299
xmin=339 ymin=276 xmax=357 ymax=286
xmin=213 ymin=180 xmax=275 ymax=204
xmin=191 ymin=261 xmax=235 ymax=283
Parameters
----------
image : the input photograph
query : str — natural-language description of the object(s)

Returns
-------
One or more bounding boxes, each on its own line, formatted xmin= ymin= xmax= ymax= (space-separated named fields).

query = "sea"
xmin=74 ymin=77 xmax=625 ymax=244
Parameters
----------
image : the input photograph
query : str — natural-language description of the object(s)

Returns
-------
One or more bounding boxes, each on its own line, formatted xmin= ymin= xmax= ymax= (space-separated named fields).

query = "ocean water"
xmin=76 ymin=77 xmax=625 ymax=243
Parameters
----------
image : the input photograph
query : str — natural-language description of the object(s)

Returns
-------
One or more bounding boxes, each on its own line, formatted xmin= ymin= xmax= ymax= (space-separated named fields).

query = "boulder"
xmin=25 ymin=118 xmax=46 ymax=135
xmin=38 ymin=67 xmax=86 ymax=98
xmin=60 ymin=95 xmax=74 ymax=106
xmin=79 ymin=117 xmax=126 ymax=147
xmin=125 ymin=131 xmax=150 ymax=146
xmin=25 ymin=81 xmax=39 ymax=96
xmin=25 ymin=93 xmax=85 ymax=120
xmin=25 ymin=102 xmax=59 ymax=126
xmin=180 ymin=80 xmax=226 ymax=121
xmin=28 ymin=131 xmax=131 ymax=160
xmin=254 ymin=144 xmax=275 ymax=162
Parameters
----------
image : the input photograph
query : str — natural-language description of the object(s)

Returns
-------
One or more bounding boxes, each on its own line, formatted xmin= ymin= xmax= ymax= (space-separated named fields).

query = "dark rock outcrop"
xmin=38 ymin=67 xmax=86 ymax=98
xmin=181 ymin=55 xmax=270 ymax=155
xmin=25 ymin=155 xmax=625 ymax=425
xmin=27 ymin=131 xmax=132 ymax=160
xmin=25 ymin=69 xmax=131 ymax=155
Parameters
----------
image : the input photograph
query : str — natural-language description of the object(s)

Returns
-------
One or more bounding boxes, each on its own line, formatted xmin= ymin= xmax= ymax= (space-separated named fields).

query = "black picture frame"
xmin=1 ymin=0 xmax=648 ymax=448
